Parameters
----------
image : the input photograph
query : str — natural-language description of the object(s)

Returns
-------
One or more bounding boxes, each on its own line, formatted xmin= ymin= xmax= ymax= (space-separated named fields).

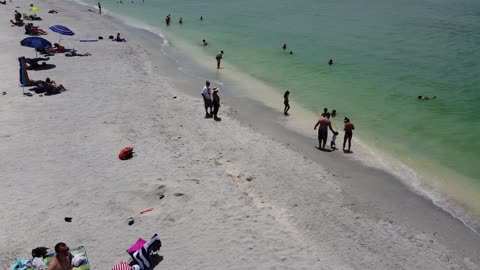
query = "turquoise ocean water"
xmin=82 ymin=0 xmax=480 ymax=226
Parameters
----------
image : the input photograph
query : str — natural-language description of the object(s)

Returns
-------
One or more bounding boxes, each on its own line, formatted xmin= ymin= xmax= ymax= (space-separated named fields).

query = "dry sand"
xmin=1 ymin=0 xmax=479 ymax=269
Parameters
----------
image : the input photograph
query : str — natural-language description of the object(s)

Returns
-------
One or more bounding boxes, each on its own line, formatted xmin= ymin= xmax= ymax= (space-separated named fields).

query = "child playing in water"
xmin=331 ymin=131 xmax=339 ymax=150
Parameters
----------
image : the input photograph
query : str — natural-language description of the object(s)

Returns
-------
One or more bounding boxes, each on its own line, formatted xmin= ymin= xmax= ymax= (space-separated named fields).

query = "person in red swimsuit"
xmin=343 ymin=117 xmax=355 ymax=152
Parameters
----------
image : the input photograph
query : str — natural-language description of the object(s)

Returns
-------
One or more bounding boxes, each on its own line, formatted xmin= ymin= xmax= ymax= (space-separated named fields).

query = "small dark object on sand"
xmin=64 ymin=217 xmax=72 ymax=222
xmin=173 ymin=192 xmax=184 ymax=196
xmin=172 ymin=96 xmax=177 ymax=99
xmin=98 ymin=36 xmax=103 ymax=40
xmin=128 ymin=217 xmax=134 ymax=225
xmin=2 ymin=92 xmax=6 ymax=95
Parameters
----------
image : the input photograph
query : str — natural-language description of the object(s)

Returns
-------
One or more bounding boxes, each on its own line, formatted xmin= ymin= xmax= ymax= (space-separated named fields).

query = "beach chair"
xmin=44 ymin=246 xmax=90 ymax=270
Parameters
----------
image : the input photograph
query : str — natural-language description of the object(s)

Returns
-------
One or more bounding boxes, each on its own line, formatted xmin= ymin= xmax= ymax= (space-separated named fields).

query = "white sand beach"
xmin=1 ymin=0 xmax=480 ymax=269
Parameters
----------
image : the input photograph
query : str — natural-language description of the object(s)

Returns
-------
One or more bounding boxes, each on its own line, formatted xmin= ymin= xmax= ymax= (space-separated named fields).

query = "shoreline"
xmin=108 ymin=10 xmax=480 ymax=234
xmin=1 ymin=0 xmax=480 ymax=269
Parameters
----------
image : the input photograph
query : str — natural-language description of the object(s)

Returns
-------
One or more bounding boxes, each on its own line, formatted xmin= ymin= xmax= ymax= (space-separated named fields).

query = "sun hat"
xmin=212 ymin=87 xmax=219 ymax=92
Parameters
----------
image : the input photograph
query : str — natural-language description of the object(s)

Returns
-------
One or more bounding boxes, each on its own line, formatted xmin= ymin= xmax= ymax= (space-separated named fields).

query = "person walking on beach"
xmin=314 ymin=112 xmax=335 ymax=150
xmin=216 ymin=50 xmax=224 ymax=69
xmin=201 ymin=80 xmax=213 ymax=118
xmin=212 ymin=88 xmax=221 ymax=121
xmin=283 ymin=91 xmax=290 ymax=115
xmin=98 ymin=2 xmax=102 ymax=14
xmin=343 ymin=117 xmax=355 ymax=152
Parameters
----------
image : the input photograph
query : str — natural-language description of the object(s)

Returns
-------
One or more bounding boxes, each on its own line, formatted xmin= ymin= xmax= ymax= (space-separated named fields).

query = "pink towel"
xmin=127 ymin=239 xmax=146 ymax=254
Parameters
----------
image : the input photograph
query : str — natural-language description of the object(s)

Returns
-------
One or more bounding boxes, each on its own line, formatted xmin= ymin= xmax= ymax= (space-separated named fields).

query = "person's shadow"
xmin=145 ymin=254 xmax=163 ymax=270
xmin=343 ymin=150 xmax=353 ymax=154
xmin=315 ymin=146 xmax=333 ymax=152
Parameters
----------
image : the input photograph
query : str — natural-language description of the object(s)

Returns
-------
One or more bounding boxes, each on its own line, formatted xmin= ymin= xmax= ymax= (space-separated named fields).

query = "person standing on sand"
xmin=343 ymin=117 xmax=355 ymax=152
xmin=47 ymin=243 xmax=73 ymax=270
xmin=283 ymin=91 xmax=290 ymax=115
xmin=201 ymin=80 xmax=213 ymax=118
xmin=216 ymin=50 xmax=224 ymax=69
xmin=212 ymin=88 xmax=221 ymax=121
xmin=314 ymin=112 xmax=335 ymax=150
xmin=98 ymin=2 xmax=101 ymax=14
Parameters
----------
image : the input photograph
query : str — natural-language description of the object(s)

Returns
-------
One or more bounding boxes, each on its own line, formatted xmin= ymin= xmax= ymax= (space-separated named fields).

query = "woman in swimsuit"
xmin=283 ymin=91 xmax=290 ymax=115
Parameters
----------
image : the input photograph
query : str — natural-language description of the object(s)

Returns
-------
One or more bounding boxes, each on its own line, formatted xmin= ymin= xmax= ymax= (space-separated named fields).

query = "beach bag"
xmin=119 ymin=147 xmax=134 ymax=160
xmin=31 ymin=247 xmax=48 ymax=258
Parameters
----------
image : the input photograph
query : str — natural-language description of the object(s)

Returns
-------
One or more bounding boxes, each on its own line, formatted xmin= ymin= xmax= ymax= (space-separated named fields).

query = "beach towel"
xmin=127 ymin=239 xmax=147 ymax=254
xmin=79 ymin=40 xmax=98 ymax=42
xmin=119 ymin=147 xmax=134 ymax=160
xmin=112 ymin=262 xmax=133 ymax=270
xmin=18 ymin=57 xmax=35 ymax=87
xmin=130 ymin=234 xmax=161 ymax=270
xmin=10 ymin=259 xmax=32 ymax=270
xmin=44 ymin=246 xmax=90 ymax=270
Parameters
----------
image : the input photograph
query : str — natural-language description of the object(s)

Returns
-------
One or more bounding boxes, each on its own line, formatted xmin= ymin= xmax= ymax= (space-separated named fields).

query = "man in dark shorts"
xmin=201 ymin=80 xmax=213 ymax=118
xmin=314 ymin=112 xmax=335 ymax=150
xmin=343 ymin=117 xmax=355 ymax=152
xmin=216 ymin=50 xmax=224 ymax=69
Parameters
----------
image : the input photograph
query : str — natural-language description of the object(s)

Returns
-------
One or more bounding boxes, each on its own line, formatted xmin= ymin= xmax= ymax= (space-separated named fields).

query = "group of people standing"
xmin=201 ymin=80 xmax=221 ymax=121
xmin=313 ymin=108 xmax=355 ymax=152
xmin=285 ymin=91 xmax=355 ymax=152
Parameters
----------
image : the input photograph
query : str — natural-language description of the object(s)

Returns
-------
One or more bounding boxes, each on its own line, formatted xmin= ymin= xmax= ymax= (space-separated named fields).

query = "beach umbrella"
xmin=20 ymin=37 xmax=52 ymax=57
xmin=29 ymin=6 xmax=40 ymax=12
xmin=20 ymin=37 xmax=52 ymax=48
xmin=49 ymin=25 xmax=75 ymax=43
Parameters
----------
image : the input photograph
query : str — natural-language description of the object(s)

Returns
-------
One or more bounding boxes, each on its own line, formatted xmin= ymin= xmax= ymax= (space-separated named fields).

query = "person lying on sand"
xmin=66 ymin=49 xmax=91 ymax=57
xmin=48 ymin=9 xmax=59 ymax=13
xmin=36 ymin=78 xmax=67 ymax=95
xmin=47 ymin=243 xmax=73 ymax=270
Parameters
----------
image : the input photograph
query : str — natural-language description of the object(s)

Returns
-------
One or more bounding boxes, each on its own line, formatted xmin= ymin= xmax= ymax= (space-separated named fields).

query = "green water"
xmin=83 ymin=0 xmax=480 ymax=213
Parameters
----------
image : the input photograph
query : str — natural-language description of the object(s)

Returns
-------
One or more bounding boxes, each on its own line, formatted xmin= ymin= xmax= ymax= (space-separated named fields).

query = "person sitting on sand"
xmin=343 ymin=117 xmax=355 ymax=152
xmin=47 ymin=43 xmax=66 ymax=53
xmin=116 ymin=33 xmax=127 ymax=42
xmin=11 ymin=10 xmax=24 ymax=26
xmin=43 ymin=77 xmax=67 ymax=95
xmin=202 ymin=39 xmax=208 ymax=46
xmin=314 ymin=112 xmax=335 ymax=150
xmin=25 ymin=23 xmax=48 ymax=35
xmin=47 ymin=242 xmax=73 ymax=270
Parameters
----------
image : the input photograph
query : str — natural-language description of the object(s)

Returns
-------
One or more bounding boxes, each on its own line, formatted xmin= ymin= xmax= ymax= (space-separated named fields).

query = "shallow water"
xmin=84 ymin=0 xmax=480 ymax=223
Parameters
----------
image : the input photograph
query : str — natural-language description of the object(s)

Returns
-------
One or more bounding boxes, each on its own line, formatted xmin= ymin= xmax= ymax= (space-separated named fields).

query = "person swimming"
xmin=418 ymin=95 xmax=437 ymax=100
xmin=328 ymin=59 xmax=333 ymax=65
xmin=179 ymin=17 xmax=183 ymax=24
xmin=289 ymin=51 xmax=293 ymax=55
xmin=202 ymin=39 xmax=208 ymax=46
xmin=282 ymin=43 xmax=287 ymax=50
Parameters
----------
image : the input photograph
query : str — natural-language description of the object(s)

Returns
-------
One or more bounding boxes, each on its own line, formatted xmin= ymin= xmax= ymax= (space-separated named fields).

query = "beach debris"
xmin=119 ymin=146 xmax=134 ymax=160
xmin=2 ymin=91 xmax=6 ymax=95
xmin=140 ymin=208 xmax=154 ymax=214
xmin=172 ymin=96 xmax=177 ymax=99
xmin=246 ymin=176 xmax=254 ymax=182
xmin=128 ymin=217 xmax=134 ymax=226
xmin=159 ymin=194 xmax=165 ymax=200
xmin=64 ymin=217 xmax=72 ymax=222
xmin=173 ymin=192 xmax=184 ymax=197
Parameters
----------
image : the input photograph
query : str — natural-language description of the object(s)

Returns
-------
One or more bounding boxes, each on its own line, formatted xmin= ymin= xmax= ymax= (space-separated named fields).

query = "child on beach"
xmin=283 ymin=91 xmax=290 ymax=115
xmin=331 ymin=131 xmax=338 ymax=150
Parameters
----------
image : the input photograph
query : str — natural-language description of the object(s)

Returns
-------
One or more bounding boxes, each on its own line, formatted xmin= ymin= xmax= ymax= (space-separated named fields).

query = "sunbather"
xmin=23 ymin=13 xmax=42 ymax=20
xmin=47 ymin=242 xmax=73 ymax=270
xmin=44 ymin=78 xmax=67 ymax=95
xmin=25 ymin=23 xmax=47 ymax=35
xmin=65 ymin=49 xmax=91 ymax=57
xmin=47 ymin=43 xmax=66 ymax=53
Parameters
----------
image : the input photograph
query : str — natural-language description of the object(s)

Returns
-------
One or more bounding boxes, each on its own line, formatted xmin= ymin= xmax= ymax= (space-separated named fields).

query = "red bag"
xmin=119 ymin=147 xmax=134 ymax=160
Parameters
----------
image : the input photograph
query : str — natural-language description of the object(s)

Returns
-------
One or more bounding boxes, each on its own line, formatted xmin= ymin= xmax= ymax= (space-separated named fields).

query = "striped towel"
xmin=112 ymin=262 xmax=132 ymax=270
xmin=130 ymin=234 xmax=161 ymax=270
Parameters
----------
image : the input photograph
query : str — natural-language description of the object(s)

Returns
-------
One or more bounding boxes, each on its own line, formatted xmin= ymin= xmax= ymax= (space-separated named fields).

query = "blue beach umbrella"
xmin=49 ymin=25 xmax=75 ymax=43
xmin=20 ymin=37 xmax=52 ymax=48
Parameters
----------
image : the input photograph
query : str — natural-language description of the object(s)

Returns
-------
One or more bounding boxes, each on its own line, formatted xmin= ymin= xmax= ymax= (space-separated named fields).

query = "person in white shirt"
xmin=201 ymin=80 xmax=213 ymax=118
